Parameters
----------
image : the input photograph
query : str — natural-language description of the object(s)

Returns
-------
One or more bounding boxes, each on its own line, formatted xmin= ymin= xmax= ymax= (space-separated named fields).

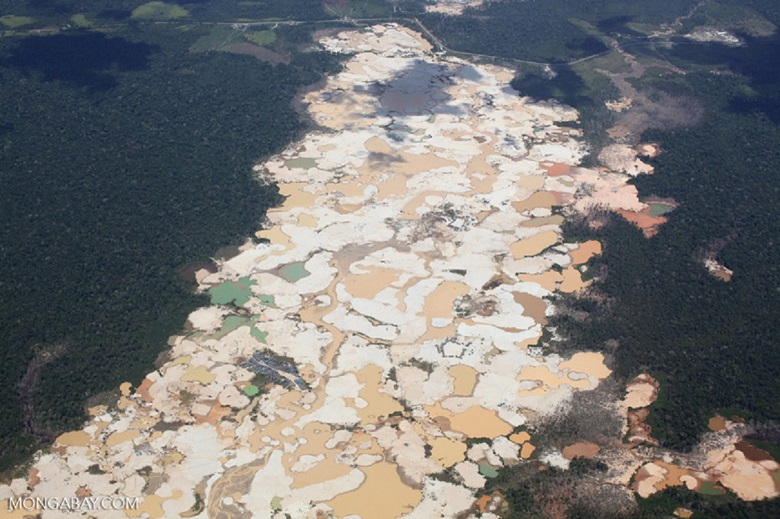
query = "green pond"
xmin=244 ymin=385 xmax=260 ymax=396
xmin=285 ymin=157 xmax=317 ymax=169
xmin=221 ymin=315 xmax=249 ymax=334
xmin=210 ymin=276 xmax=255 ymax=306
xmin=279 ymin=262 xmax=310 ymax=283
xmin=200 ymin=314 xmax=268 ymax=344
xmin=478 ymin=461 xmax=499 ymax=478
xmin=257 ymin=294 xmax=275 ymax=307
xmin=200 ymin=315 xmax=249 ymax=341
xmin=697 ymin=481 xmax=726 ymax=495
xmin=647 ymin=203 xmax=675 ymax=217
xmin=251 ymin=327 xmax=268 ymax=343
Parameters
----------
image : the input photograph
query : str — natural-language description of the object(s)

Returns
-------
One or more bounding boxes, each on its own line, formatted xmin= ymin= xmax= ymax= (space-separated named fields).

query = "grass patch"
xmin=70 ymin=14 xmax=91 ymax=27
xmin=575 ymin=49 xmax=632 ymax=75
xmin=131 ymin=2 xmax=189 ymax=20
xmin=245 ymin=30 xmax=277 ymax=46
xmin=190 ymin=25 xmax=243 ymax=52
xmin=179 ymin=390 xmax=194 ymax=405
xmin=190 ymin=25 xmax=250 ymax=52
xmin=0 ymin=15 xmax=34 ymax=28
xmin=627 ymin=22 xmax=663 ymax=35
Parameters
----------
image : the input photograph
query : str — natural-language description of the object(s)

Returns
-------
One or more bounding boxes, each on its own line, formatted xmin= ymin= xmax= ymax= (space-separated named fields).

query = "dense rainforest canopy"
xmin=0 ymin=17 xmax=342 ymax=472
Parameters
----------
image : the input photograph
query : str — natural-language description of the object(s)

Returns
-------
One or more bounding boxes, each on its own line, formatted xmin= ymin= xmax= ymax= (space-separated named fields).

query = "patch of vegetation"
xmin=511 ymin=62 xmax=617 ymax=162
xmin=419 ymin=0 xmax=702 ymax=64
xmin=70 ymin=13 xmax=91 ymax=26
xmin=189 ymin=24 xmax=243 ymax=52
xmin=553 ymin=32 xmax=780 ymax=452
xmin=407 ymin=358 xmax=435 ymax=374
xmin=631 ymin=486 xmax=780 ymax=518
xmin=324 ymin=0 xmax=392 ymax=18
xmin=483 ymin=459 xmax=623 ymax=519
xmin=535 ymin=379 xmax=623 ymax=447
xmin=429 ymin=469 xmax=459 ymax=485
xmin=182 ymin=0 xmax=332 ymax=22
xmin=131 ymin=2 xmax=189 ymax=20
xmin=464 ymin=436 xmax=493 ymax=448
xmin=87 ymin=464 xmax=106 ymax=475
xmin=244 ymin=29 xmax=276 ymax=46
xmin=179 ymin=391 xmax=195 ymax=406
xmin=189 ymin=492 xmax=204 ymax=514
xmin=0 ymin=15 xmax=34 ymax=28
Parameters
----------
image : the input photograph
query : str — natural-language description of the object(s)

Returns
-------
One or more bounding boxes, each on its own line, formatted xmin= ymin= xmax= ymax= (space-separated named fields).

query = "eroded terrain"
xmin=1 ymin=24 xmax=773 ymax=518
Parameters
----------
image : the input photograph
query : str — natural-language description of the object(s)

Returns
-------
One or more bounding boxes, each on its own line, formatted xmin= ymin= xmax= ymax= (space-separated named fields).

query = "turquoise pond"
xmin=209 ymin=276 xmax=256 ymax=306
xmin=279 ymin=262 xmax=310 ymax=283
xmin=478 ymin=461 xmax=499 ymax=478
xmin=647 ymin=203 xmax=675 ymax=217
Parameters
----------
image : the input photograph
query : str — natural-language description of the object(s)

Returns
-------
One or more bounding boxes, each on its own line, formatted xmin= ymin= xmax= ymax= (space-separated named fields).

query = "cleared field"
xmin=131 ymin=2 xmax=189 ymax=20
xmin=0 ymin=15 xmax=33 ymax=28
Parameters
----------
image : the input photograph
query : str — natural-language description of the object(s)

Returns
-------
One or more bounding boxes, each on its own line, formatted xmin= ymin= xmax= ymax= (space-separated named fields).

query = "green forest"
xmin=0 ymin=0 xmax=332 ymax=24
xmin=480 ymin=458 xmax=780 ymax=518
xmin=0 ymin=20 xmax=342 ymax=472
xmin=418 ymin=0 xmax=780 ymax=454
xmin=420 ymin=0 xmax=780 ymax=515
xmin=553 ymin=30 xmax=780 ymax=452
xmin=418 ymin=0 xmax=700 ymax=63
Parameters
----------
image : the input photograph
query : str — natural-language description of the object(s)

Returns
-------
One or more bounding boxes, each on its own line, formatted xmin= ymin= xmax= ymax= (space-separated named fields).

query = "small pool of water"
xmin=209 ymin=276 xmax=256 ymax=306
xmin=647 ymin=203 xmax=675 ymax=217
xmin=478 ymin=461 xmax=499 ymax=478
xmin=285 ymin=157 xmax=317 ymax=169
xmin=279 ymin=261 xmax=311 ymax=283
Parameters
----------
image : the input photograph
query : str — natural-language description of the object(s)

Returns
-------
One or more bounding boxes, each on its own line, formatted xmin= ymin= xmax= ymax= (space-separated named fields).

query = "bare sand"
xmin=569 ymin=240 xmax=602 ymax=265
xmin=562 ymin=442 xmax=600 ymax=460
xmin=449 ymin=364 xmax=479 ymax=396
xmin=327 ymin=462 xmax=422 ymax=519
xmin=426 ymin=403 xmax=514 ymax=438
xmin=510 ymin=230 xmax=559 ymax=258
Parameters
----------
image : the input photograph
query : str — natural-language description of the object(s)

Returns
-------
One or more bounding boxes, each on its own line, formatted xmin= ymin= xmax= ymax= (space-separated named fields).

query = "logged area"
xmin=0 ymin=0 xmax=779 ymax=517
